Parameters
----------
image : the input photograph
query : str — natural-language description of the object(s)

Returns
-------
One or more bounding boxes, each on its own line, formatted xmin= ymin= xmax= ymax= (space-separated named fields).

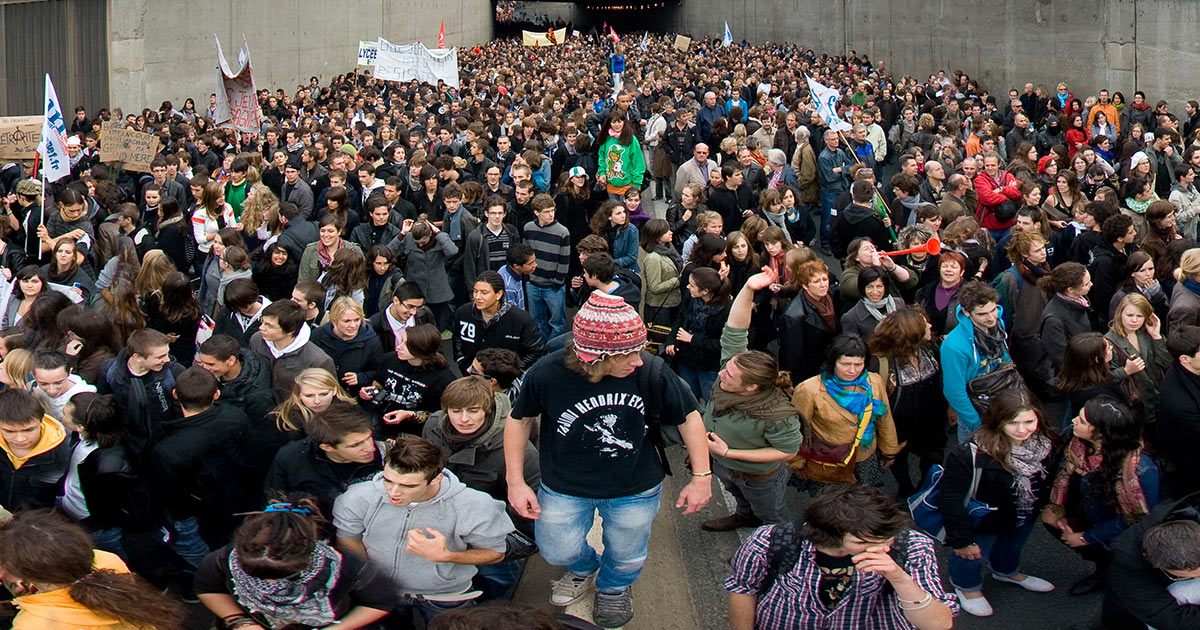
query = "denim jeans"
xmin=92 ymin=526 xmax=129 ymax=561
xmin=401 ymin=596 xmax=476 ymax=623
xmin=712 ymin=461 xmax=792 ymax=523
xmin=475 ymin=560 xmax=523 ymax=601
xmin=957 ymin=421 xmax=975 ymax=444
xmin=166 ymin=517 xmax=210 ymax=569
xmin=535 ymin=483 xmax=662 ymax=593
xmin=820 ymin=189 xmax=842 ymax=249
xmin=948 ymin=518 xmax=1037 ymax=591
xmin=678 ymin=364 xmax=718 ymax=402
xmin=527 ymin=283 xmax=567 ymax=341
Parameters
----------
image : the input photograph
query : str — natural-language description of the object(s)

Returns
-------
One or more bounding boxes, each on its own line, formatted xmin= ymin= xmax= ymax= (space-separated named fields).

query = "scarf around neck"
xmin=653 ymin=244 xmax=684 ymax=273
xmin=710 ymin=382 xmax=797 ymax=421
xmin=229 ymin=543 xmax=342 ymax=627
xmin=973 ymin=322 xmax=1008 ymax=364
xmin=1050 ymin=438 xmax=1149 ymax=524
xmin=995 ymin=433 xmax=1052 ymax=520
xmin=316 ymin=239 xmax=340 ymax=268
xmin=822 ymin=372 xmax=887 ymax=446
xmin=862 ymin=296 xmax=897 ymax=322
xmin=806 ymin=291 xmax=837 ymax=330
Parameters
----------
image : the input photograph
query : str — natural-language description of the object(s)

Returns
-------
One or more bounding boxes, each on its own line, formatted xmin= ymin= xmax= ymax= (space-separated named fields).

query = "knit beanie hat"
xmin=572 ymin=291 xmax=646 ymax=364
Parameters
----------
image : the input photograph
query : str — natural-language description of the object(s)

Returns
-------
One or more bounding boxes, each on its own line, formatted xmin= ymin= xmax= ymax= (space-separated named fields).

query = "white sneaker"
xmin=550 ymin=569 xmax=597 ymax=606
xmin=954 ymin=588 xmax=994 ymax=617
xmin=992 ymin=572 xmax=1056 ymax=592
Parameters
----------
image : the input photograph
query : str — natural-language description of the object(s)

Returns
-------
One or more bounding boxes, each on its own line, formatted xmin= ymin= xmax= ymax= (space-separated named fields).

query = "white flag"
xmin=723 ymin=22 xmax=733 ymax=47
xmin=38 ymin=74 xmax=71 ymax=183
xmin=805 ymin=75 xmax=853 ymax=132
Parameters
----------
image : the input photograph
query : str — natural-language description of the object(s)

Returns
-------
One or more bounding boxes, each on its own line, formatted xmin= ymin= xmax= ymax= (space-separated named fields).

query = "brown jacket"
xmin=789 ymin=372 xmax=901 ymax=484
xmin=791 ymin=142 xmax=820 ymax=205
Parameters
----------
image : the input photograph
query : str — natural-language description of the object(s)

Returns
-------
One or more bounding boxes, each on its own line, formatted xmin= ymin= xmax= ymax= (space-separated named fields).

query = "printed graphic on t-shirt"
xmin=557 ymin=392 xmax=646 ymax=457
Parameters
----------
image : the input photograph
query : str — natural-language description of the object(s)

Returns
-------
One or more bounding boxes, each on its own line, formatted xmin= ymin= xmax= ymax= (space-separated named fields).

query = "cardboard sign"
xmin=98 ymin=122 xmax=161 ymax=172
xmin=673 ymin=35 xmax=691 ymax=51
xmin=0 ymin=116 xmax=43 ymax=159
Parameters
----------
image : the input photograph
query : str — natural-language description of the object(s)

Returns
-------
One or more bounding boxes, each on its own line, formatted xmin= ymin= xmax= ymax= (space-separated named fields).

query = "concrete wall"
xmin=664 ymin=0 xmax=1200 ymax=105
xmin=108 ymin=0 xmax=494 ymax=115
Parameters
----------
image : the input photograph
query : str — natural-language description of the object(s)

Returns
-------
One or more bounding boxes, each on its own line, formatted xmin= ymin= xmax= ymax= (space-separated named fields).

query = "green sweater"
xmin=599 ymin=136 xmax=646 ymax=190
xmin=702 ymin=326 xmax=804 ymax=474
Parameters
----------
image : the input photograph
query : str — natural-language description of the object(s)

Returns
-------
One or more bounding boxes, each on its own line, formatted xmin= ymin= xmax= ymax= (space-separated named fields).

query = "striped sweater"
xmin=522 ymin=219 xmax=571 ymax=288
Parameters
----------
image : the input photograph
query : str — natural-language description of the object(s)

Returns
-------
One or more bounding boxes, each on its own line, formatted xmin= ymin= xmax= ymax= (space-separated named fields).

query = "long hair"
xmin=134 ymin=250 xmax=176 ymax=297
xmin=599 ymin=111 xmax=634 ymax=146
xmin=1079 ymin=396 xmax=1143 ymax=511
xmin=272 ymin=368 xmax=356 ymax=432
xmin=234 ymin=493 xmax=327 ymax=579
xmin=1109 ymin=292 xmax=1153 ymax=337
xmin=0 ymin=510 xmax=184 ymax=630
xmin=1058 ymin=333 xmax=1113 ymax=393
xmin=731 ymin=351 xmax=792 ymax=395
xmin=159 ymin=271 xmax=202 ymax=324
xmin=324 ymin=247 xmax=367 ymax=296
xmin=973 ymin=389 xmax=1053 ymax=470
xmin=402 ymin=324 xmax=447 ymax=369
xmin=67 ymin=392 xmax=124 ymax=448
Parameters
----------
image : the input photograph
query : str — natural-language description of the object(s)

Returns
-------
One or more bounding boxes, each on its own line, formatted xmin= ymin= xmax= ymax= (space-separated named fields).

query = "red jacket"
xmin=974 ymin=171 xmax=1022 ymax=231
xmin=1066 ymin=128 xmax=1089 ymax=158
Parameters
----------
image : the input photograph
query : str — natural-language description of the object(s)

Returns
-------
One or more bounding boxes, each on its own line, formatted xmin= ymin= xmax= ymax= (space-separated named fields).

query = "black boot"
xmin=1069 ymin=569 xmax=1106 ymax=595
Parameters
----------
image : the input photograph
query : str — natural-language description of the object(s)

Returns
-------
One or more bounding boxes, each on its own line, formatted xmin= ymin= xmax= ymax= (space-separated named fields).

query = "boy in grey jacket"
xmin=333 ymin=435 xmax=512 ymax=621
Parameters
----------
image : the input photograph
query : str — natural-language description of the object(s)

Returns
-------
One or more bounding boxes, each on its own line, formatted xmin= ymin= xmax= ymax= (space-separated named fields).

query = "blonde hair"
xmin=133 ymin=250 xmax=175 ymax=297
xmin=1 ymin=349 xmax=33 ymax=391
xmin=328 ymin=296 xmax=365 ymax=322
xmin=272 ymin=368 xmax=356 ymax=431
xmin=1175 ymin=248 xmax=1200 ymax=283
xmin=240 ymin=183 xmax=278 ymax=234
xmin=1109 ymin=293 xmax=1154 ymax=337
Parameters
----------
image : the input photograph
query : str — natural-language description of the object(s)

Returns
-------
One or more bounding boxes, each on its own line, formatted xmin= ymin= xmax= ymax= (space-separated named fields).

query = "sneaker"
xmin=992 ymin=572 xmax=1055 ymax=592
xmin=593 ymin=588 xmax=634 ymax=628
xmin=549 ymin=569 xmax=596 ymax=606
xmin=954 ymin=588 xmax=993 ymax=617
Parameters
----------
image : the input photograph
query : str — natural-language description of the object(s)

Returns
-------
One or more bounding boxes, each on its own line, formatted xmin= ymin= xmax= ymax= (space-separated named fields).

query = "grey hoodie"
xmin=332 ymin=468 xmax=512 ymax=598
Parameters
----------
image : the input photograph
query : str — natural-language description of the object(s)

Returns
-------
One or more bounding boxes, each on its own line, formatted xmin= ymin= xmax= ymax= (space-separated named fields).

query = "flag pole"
xmin=833 ymin=124 xmax=897 ymax=243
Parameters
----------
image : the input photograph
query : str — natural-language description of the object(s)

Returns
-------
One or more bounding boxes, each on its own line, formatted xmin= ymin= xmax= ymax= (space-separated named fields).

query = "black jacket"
xmin=147 ymin=404 xmax=249 ymax=519
xmin=1039 ymin=294 xmax=1093 ymax=376
xmin=832 ymin=203 xmax=893 ymax=260
xmin=213 ymin=305 xmax=267 ymax=349
xmin=76 ymin=441 xmax=143 ymax=530
xmin=277 ymin=219 xmax=318 ymax=262
xmin=264 ymin=438 xmax=383 ymax=518
xmin=707 ymin=185 xmax=754 ymax=233
xmin=215 ymin=349 xmax=275 ymax=426
xmin=1088 ymin=241 xmax=1130 ymax=327
xmin=310 ymin=322 xmax=384 ymax=397
xmin=1103 ymin=493 xmax=1200 ymax=629
xmin=1153 ymin=365 xmax=1200 ymax=497
xmin=938 ymin=440 xmax=1055 ymax=549
xmin=779 ymin=291 xmax=838 ymax=385
xmin=96 ymin=349 xmax=185 ymax=463
xmin=452 ymin=301 xmax=546 ymax=373
xmin=0 ymin=421 xmax=70 ymax=512
xmin=669 ymin=299 xmax=731 ymax=371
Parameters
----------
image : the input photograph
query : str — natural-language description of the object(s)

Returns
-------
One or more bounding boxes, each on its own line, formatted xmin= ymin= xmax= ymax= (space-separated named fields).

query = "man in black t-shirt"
xmin=503 ymin=291 xmax=712 ymax=628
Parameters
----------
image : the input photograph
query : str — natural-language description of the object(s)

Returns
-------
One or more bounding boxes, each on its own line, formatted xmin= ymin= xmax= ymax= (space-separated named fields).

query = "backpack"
xmin=757 ymin=522 xmax=911 ymax=596
xmin=637 ymin=351 xmax=686 ymax=475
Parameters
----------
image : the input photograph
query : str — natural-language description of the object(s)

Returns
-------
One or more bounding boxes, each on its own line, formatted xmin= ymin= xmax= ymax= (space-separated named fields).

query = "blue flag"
xmin=723 ymin=22 xmax=733 ymax=47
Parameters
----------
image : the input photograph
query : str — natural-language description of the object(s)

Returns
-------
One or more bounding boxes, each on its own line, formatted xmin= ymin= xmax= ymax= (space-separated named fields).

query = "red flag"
xmin=609 ymin=26 xmax=620 ymax=43
xmin=438 ymin=20 xmax=446 ymax=48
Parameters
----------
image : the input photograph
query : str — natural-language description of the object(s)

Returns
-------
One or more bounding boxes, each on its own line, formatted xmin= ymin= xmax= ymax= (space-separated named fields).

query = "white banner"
xmin=805 ymin=75 xmax=852 ymax=132
xmin=39 ymin=74 xmax=70 ymax=183
xmin=357 ymin=40 xmax=378 ymax=66
xmin=214 ymin=36 xmax=260 ymax=134
xmin=373 ymin=38 xmax=459 ymax=89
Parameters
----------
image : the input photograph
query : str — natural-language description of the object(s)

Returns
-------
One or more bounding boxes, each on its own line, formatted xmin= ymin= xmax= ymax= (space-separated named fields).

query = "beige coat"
xmin=789 ymin=372 xmax=901 ymax=484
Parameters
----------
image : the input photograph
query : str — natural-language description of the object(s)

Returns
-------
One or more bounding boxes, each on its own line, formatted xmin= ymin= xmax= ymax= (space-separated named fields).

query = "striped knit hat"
xmin=572 ymin=291 xmax=646 ymax=364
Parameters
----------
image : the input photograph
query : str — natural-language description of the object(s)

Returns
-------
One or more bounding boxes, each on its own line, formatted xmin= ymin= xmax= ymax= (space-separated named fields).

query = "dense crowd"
xmin=0 ymin=30 xmax=1199 ymax=630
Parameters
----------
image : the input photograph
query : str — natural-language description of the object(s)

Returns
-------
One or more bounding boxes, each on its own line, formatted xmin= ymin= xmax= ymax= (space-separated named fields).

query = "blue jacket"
xmin=940 ymin=305 xmax=1010 ymax=433
xmin=609 ymin=224 xmax=640 ymax=273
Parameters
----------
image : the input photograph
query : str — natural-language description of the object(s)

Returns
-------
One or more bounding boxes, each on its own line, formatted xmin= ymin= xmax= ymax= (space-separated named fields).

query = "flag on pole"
xmin=723 ymin=21 xmax=733 ymax=47
xmin=438 ymin=20 xmax=446 ymax=48
xmin=639 ymin=32 xmax=648 ymax=50
xmin=609 ymin=26 xmax=620 ymax=43
xmin=805 ymin=75 xmax=853 ymax=132
xmin=38 ymin=74 xmax=70 ymax=183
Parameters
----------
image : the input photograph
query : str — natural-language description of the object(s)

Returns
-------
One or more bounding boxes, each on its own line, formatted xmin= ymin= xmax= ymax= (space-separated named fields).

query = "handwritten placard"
xmin=0 ymin=116 xmax=43 ymax=159
xmin=99 ymin=122 xmax=161 ymax=172
xmin=673 ymin=35 xmax=692 ymax=52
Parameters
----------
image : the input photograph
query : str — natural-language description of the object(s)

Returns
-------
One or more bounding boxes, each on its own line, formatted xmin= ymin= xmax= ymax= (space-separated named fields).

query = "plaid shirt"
xmin=725 ymin=526 xmax=959 ymax=629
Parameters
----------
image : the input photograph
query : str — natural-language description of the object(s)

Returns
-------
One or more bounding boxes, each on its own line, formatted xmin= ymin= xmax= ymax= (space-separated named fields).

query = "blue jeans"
xmin=166 ymin=517 xmax=210 ymax=569
xmin=948 ymin=518 xmax=1037 ymax=591
xmin=820 ymin=188 xmax=842 ymax=249
xmin=475 ymin=560 xmax=522 ymax=601
xmin=957 ymin=421 xmax=975 ymax=444
xmin=535 ymin=483 xmax=661 ymax=593
xmin=678 ymin=364 xmax=718 ymax=402
xmin=527 ymin=283 xmax=566 ymax=341
xmin=92 ymin=526 xmax=129 ymax=561
xmin=402 ymin=596 xmax=475 ymax=623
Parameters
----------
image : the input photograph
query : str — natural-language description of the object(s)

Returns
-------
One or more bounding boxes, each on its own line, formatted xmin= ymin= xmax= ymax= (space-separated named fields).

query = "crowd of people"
xmin=1 ymin=28 xmax=1200 ymax=630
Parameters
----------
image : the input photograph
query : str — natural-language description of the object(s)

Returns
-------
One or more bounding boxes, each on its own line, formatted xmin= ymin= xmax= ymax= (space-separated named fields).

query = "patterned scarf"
xmin=1057 ymin=292 xmax=1090 ymax=310
xmin=316 ymin=239 xmax=339 ymax=269
xmin=999 ymin=433 xmax=1052 ymax=521
xmin=1049 ymin=438 xmax=1150 ymax=524
xmin=229 ymin=543 xmax=342 ymax=628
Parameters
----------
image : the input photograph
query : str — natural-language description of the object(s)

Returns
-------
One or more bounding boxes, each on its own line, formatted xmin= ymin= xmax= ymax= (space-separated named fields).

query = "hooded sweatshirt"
xmin=250 ymin=324 xmax=336 ymax=403
xmin=33 ymin=376 xmax=96 ymax=421
xmin=332 ymin=469 xmax=513 ymax=598
xmin=0 ymin=415 xmax=70 ymax=511
xmin=11 ymin=550 xmax=128 ymax=630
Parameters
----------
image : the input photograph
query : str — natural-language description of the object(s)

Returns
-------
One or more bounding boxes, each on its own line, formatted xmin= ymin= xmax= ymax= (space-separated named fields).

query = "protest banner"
xmin=522 ymin=28 xmax=566 ymax=47
xmin=673 ymin=35 xmax=691 ymax=51
xmin=213 ymin=36 xmax=261 ymax=134
xmin=0 ymin=116 xmax=42 ymax=159
xmin=357 ymin=40 xmax=378 ymax=66
xmin=98 ymin=122 xmax=161 ymax=172
xmin=374 ymin=38 xmax=459 ymax=88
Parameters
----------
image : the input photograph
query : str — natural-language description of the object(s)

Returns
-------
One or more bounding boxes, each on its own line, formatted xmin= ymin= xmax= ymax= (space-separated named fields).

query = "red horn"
xmin=879 ymin=237 xmax=941 ymax=258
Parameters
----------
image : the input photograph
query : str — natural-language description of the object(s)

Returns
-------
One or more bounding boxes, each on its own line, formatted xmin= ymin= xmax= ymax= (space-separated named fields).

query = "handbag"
xmin=907 ymin=443 xmax=997 ymax=544
xmin=799 ymin=399 xmax=873 ymax=466
xmin=966 ymin=362 xmax=1024 ymax=415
